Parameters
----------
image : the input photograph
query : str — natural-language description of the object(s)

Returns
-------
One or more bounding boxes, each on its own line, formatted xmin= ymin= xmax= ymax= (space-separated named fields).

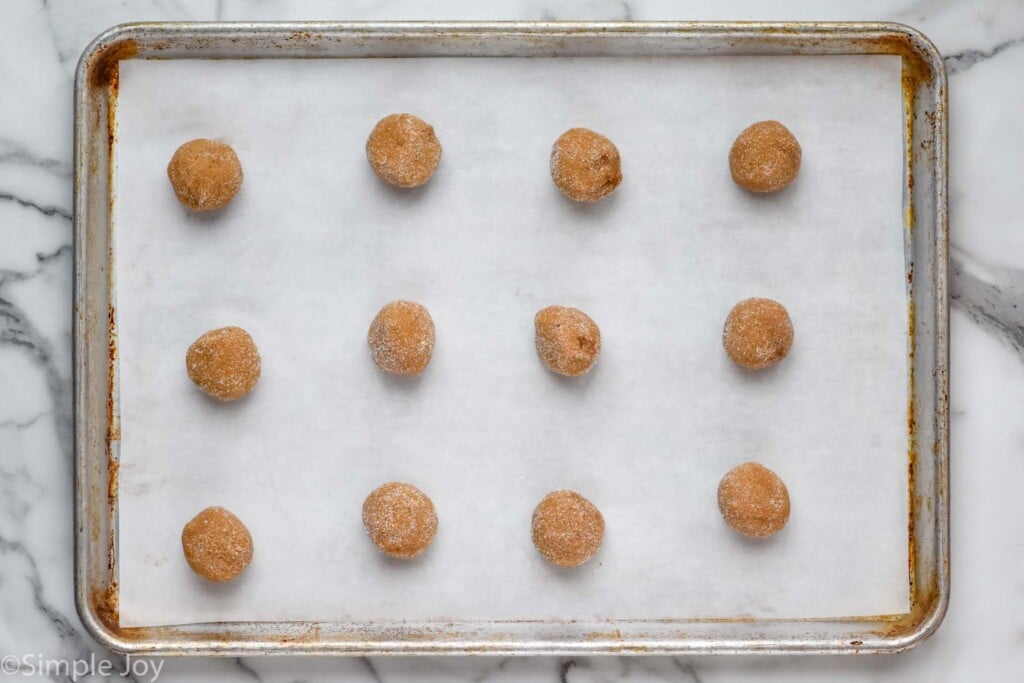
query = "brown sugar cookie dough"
xmin=366 ymin=113 xmax=442 ymax=188
xmin=550 ymin=128 xmax=622 ymax=202
xmin=535 ymin=306 xmax=601 ymax=377
xmin=186 ymin=326 xmax=261 ymax=401
xmin=167 ymin=139 xmax=243 ymax=210
xmin=532 ymin=490 xmax=605 ymax=567
xmin=729 ymin=121 xmax=801 ymax=193
xmin=362 ymin=482 xmax=438 ymax=559
xmin=368 ymin=301 xmax=435 ymax=376
xmin=181 ymin=506 xmax=253 ymax=581
xmin=717 ymin=462 xmax=790 ymax=538
xmin=723 ymin=298 xmax=793 ymax=370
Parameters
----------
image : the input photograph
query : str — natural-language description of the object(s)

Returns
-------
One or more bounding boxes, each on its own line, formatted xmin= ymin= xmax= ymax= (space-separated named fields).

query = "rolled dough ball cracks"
xmin=535 ymin=305 xmax=601 ymax=377
xmin=550 ymin=127 xmax=623 ymax=202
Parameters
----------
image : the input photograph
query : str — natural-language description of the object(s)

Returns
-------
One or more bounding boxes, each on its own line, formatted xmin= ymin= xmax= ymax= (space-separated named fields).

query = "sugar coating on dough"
xmin=728 ymin=121 xmax=801 ymax=193
xmin=531 ymin=490 xmax=605 ymax=567
xmin=717 ymin=462 xmax=791 ymax=538
xmin=186 ymin=326 xmax=261 ymax=401
xmin=723 ymin=298 xmax=793 ymax=370
xmin=366 ymin=113 xmax=442 ymax=188
xmin=167 ymin=138 xmax=243 ymax=210
xmin=550 ymin=128 xmax=623 ymax=202
xmin=362 ymin=482 xmax=438 ymax=559
xmin=181 ymin=506 xmax=253 ymax=581
xmin=534 ymin=305 xmax=601 ymax=377
xmin=367 ymin=300 xmax=435 ymax=376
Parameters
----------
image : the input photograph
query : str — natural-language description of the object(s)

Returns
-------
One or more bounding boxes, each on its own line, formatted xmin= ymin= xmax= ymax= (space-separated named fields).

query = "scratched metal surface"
xmin=72 ymin=21 xmax=948 ymax=656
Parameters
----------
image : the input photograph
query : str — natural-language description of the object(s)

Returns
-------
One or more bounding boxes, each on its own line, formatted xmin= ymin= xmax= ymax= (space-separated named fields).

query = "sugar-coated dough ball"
xmin=167 ymin=139 xmax=243 ymax=210
xmin=550 ymin=128 xmax=622 ymax=202
xmin=186 ymin=326 xmax=261 ymax=401
xmin=723 ymin=298 xmax=793 ymax=370
xmin=366 ymin=113 xmax=442 ymax=188
xmin=717 ymin=462 xmax=790 ymax=538
xmin=729 ymin=121 xmax=801 ymax=193
xmin=181 ymin=506 xmax=253 ymax=581
xmin=362 ymin=482 xmax=438 ymax=559
xmin=367 ymin=301 xmax=435 ymax=376
xmin=534 ymin=305 xmax=601 ymax=377
xmin=531 ymin=490 xmax=605 ymax=567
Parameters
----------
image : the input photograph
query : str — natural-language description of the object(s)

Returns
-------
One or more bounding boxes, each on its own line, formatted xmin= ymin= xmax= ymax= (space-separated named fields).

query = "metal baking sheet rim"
xmin=72 ymin=21 xmax=949 ymax=656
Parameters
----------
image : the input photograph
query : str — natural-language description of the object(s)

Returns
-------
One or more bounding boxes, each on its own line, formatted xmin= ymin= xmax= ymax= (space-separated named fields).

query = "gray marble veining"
xmin=943 ymin=35 xmax=1024 ymax=74
xmin=952 ymin=250 xmax=1024 ymax=359
xmin=2 ymin=1 xmax=1023 ymax=681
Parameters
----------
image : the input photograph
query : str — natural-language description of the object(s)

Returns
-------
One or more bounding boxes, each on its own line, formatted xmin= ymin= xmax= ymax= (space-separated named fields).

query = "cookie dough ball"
xmin=550 ymin=128 xmax=622 ymax=202
xmin=535 ymin=306 xmax=601 ymax=377
xmin=729 ymin=121 xmax=801 ymax=193
xmin=186 ymin=326 xmax=261 ymax=401
xmin=366 ymin=113 xmax=442 ymax=188
xmin=181 ymin=506 xmax=253 ymax=581
xmin=717 ymin=462 xmax=790 ymax=538
xmin=723 ymin=298 xmax=793 ymax=370
xmin=362 ymin=482 xmax=438 ymax=559
xmin=167 ymin=138 xmax=243 ymax=210
xmin=532 ymin=490 xmax=605 ymax=567
xmin=368 ymin=301 xmax=435 ymax=376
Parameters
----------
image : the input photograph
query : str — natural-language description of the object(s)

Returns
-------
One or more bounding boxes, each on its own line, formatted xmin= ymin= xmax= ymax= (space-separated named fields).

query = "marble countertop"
xmin=1 ymin=1 xmax=1022 ymax=681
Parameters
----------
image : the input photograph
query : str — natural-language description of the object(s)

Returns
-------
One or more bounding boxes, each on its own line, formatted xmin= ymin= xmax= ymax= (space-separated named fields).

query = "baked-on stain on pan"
xmin=73 ymin=21 xmax=948 ymax=656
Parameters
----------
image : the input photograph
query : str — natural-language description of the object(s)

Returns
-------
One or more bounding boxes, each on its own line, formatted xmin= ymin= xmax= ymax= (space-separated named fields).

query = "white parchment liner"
xmin=114 ymin=55 xmax=908 ymax=626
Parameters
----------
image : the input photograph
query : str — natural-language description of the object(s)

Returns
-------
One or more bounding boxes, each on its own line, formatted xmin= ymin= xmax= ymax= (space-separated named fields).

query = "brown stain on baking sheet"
xmin=868 ymin=31 xmax=934 ymax=81
xmin=87 ymin=31 xmax=127 ymax=637
xmin=871 ymin=26 xmax=936 ymax=620
xmin=868 ymin=578 xmax=940 ymax=641
xmin=106 ymin=304 xmax=119 ymax=444
xmin=80 ymin=24 xmax=944 ymax=654
xmin=92 ymin=583 xmax=119 ymax=632
xmin=906 ymin=290 xmax=917 ymax=604
xmin=101 ymin=34 xmax=123 ymax=631
xmin=882 ymin=28 xmax=947 ymax=648
xmin=89 ymin=38 xmax=137 ymax=90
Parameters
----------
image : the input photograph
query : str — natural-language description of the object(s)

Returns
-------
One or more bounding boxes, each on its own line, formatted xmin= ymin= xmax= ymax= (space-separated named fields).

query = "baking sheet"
xmin=113 ymin=54 xmax=908 ymax=627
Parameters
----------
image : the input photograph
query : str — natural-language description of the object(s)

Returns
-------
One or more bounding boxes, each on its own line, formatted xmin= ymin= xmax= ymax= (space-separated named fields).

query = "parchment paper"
xmin=114 ymin=55 xmax=908 ymax=627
